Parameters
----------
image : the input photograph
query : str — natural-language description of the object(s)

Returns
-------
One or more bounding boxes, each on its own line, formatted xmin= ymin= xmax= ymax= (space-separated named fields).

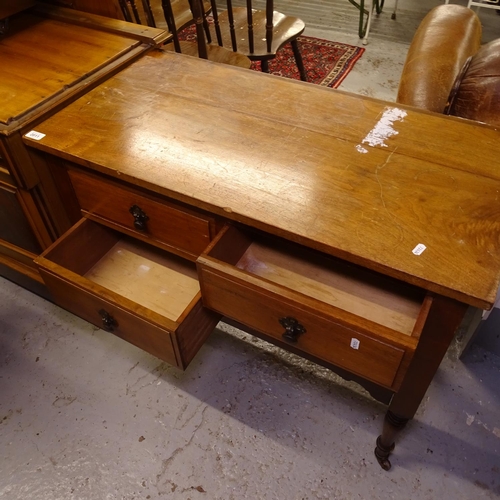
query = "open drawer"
xmin=197 ymin=225 xmax=432 ymax=389
xmin=35 ymin=218 xmax=220 ymax=369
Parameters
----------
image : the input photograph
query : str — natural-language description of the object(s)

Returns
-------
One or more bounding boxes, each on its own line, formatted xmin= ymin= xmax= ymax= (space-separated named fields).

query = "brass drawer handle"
xmin=279 ymin=316 xmax=306 ymax=343
xmin=129 ymin=204 xmax=149 ymax=231
xmin=99 ymin=309 xmax=118 ymax=332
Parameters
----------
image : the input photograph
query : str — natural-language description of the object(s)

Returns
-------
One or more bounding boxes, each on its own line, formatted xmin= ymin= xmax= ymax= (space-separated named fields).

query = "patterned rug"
xmin=177 ymin=28 xmax=364 ymax=88
xmin=250 ymin=36 xmax=365 ymax=88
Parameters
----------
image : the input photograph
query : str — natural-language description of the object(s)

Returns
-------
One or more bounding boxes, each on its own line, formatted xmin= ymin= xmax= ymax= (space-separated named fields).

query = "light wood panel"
xmin=236 ymin=242 xmax=422 ymax=336
xmin=85 ymin=240 xmax=199 ymax=321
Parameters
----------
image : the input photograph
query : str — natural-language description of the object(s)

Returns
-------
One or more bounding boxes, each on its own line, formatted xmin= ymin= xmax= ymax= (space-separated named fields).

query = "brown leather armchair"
xmin=397 ymin=4 xmax=500 ymax=128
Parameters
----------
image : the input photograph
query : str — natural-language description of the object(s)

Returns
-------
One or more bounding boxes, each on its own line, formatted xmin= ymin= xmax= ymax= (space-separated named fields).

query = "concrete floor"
xmin=1 ymin=1 xmax=500 ymax=498
xmin=1 ymin=275 xmax=500 ymax=499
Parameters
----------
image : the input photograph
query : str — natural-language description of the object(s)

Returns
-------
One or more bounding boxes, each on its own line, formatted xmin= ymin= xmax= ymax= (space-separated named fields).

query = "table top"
xmin=24 ymin=50 xmax=500 ymax=309
xmin=0 ymin=4 xmax=168 ymax=132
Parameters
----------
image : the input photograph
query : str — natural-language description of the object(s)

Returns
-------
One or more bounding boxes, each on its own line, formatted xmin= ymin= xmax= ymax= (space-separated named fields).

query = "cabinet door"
xmin=0 ymin=153 xmax=10 ymax=185
xmin=0 ymin=183 xmax=41 ymax=254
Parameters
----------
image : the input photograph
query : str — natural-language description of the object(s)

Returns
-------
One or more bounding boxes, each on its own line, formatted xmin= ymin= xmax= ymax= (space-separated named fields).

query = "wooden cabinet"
xmin=0 ymin=182 xmax=41 ymax=254
xmin=0 ymin=3 xmax=168 ymax=289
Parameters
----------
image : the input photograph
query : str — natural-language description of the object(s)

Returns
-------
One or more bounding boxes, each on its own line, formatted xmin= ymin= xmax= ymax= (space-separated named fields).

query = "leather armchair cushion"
xmin=448 ymin=39 xmax=500 ymax=128
xmin=397 ymin=5 xmax=482 ymax=113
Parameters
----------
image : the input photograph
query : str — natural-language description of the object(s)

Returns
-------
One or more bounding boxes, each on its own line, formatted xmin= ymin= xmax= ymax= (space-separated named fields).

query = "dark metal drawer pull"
xmin=129 ymin=204 xmax=149 ymax=231
xmin=279 ymin=316 xmax=306 ymax=343
xmin=99 ymin=309 xmax=117 ymax=332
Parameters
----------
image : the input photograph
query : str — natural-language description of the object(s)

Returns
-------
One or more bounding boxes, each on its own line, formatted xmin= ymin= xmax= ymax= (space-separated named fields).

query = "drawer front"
xmin=69 ymin=169 xmax=213 ymax=257
xmin=40 ymin=268 xmax=179 ymax=367
xmin=199 ymin=267 xmax=405 ymax=388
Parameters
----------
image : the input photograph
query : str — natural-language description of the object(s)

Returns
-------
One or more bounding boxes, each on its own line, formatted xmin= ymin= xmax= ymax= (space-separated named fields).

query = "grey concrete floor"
xmin=1 ymin=277 xmax=500 ymax=499
xmin=2 ymin=1 xmax=500 ymax=498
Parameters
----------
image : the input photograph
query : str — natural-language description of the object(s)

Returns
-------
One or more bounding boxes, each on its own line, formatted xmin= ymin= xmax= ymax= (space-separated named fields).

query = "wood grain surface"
xmin=0 ymin=14 xmax=143 ymax=125
xmin=24 ymin=52 xmax=500 ymax=309
xmin=84 ymin=239 xmax=200 ymax=321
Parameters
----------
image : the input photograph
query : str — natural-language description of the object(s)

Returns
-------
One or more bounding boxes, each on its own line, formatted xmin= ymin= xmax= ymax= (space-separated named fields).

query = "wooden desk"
xmin=23 ymin=51 xmax=500 ymax=469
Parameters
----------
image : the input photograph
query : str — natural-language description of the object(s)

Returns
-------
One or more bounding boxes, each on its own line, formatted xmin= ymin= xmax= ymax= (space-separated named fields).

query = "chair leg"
xmin=362 ymin=0 xmax=375 ymax=45
xmin=261 ymin=60 xmax=270 ymax=73
xmin=291 ymin=39 xmax=307 ymax=82
xmin=392 ymin=0 xmax=398 ymax=19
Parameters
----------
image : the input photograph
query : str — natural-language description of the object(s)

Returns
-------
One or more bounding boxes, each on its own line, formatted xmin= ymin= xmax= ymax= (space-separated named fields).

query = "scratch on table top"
xmin=375 ymin=149 xmax=397 ymax=210
xmin=373 ymin=148 xmax=405 ymax=244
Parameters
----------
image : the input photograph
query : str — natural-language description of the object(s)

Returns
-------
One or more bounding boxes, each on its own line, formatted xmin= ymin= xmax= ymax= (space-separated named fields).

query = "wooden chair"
xmin=120 ymin=0 xmax=251 ymax=67
xmin=181 ymin=0 xmax=307 ymax=81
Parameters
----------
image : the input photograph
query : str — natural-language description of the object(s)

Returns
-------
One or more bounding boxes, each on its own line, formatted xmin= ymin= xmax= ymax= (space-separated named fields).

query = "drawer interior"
xmin=44 ymin=219 xmax=199 ymax=323
xmin=205 ymin=226 xmax=426 ymax=337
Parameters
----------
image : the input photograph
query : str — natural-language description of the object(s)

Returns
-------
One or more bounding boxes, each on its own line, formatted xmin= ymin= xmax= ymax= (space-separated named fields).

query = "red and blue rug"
xmin=250 ymin=36 xmax=365 ymax=88
xmin=177 ymin=28 xmax=365 ymax=88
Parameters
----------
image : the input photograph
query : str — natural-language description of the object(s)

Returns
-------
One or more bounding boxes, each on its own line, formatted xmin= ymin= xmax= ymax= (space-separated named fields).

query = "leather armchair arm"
xmin=396 ymin=5 xmax=482 ymax=113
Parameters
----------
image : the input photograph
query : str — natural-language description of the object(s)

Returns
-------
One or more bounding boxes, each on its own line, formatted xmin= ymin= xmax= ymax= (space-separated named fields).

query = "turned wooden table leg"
xmin=374 ymin=411 xmax=408 ymax=471
xmin=374 ymin=295 xmax=467 ymax=470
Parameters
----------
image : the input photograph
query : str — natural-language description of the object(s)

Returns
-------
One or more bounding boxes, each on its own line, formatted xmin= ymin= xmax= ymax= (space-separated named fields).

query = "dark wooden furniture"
xmin=38 ymin=0 xmax=126 ymax=19
xmin=0 ymin=0 xmax=35 ymax=19
xmin=0 ymin=2 xmax=168 ymax=291
xmin=22 ymin=51 xmax=500 ymax=469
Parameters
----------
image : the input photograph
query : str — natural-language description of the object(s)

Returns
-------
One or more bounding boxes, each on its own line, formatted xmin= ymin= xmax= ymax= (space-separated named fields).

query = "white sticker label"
xmin=412 ymin=243 xmax=427 ymax=256
xmin=25 ymin=130 xmax=46 ymax=140
xmin=350 ymin=338 xmax=360 ymax=350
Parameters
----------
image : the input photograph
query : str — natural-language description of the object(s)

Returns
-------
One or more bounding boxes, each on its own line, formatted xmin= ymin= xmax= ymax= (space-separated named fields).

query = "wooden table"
xmin=23 ymin=50 xmax=500 ymax=469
